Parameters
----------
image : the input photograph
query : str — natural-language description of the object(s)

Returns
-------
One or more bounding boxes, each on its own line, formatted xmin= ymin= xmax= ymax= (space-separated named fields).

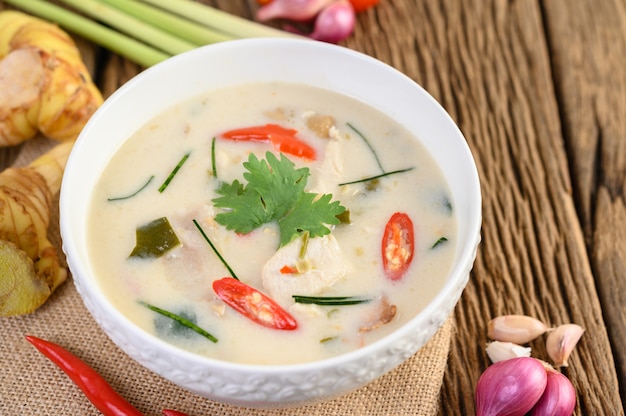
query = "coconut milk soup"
xmin=87 ymin=82 xmax=457 ymax=365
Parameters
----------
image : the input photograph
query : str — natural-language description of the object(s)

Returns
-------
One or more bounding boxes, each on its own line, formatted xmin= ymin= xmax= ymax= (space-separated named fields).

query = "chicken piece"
xmin=261 ymin=234 xmax=350 ymax=307
xmin=160 ymin=206 xmax=228 ymax=301
xmin=308 ymin=138 xmax=344 ymax=197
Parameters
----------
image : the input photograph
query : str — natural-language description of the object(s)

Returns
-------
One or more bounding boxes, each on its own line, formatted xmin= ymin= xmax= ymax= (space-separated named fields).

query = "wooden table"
xmin=2 ymin=1 xmax=625 ymax=414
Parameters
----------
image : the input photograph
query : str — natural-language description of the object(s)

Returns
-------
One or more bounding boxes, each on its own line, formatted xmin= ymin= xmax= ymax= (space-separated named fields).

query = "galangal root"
xmin=0 ymin=11 xmax=103 ymax=315
xmin=0 ymin=141 xmax=73 ymax=316
xmin=0 ymin=10 xmax=103 ymax=145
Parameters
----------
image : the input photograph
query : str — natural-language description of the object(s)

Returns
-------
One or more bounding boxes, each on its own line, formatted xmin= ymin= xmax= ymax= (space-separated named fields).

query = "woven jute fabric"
xmin=0 ymin=138 xmax=453 ymax=416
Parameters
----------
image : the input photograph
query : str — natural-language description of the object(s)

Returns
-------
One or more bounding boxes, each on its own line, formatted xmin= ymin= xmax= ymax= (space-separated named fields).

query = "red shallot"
xmin=529 ymin=368 xmax=576 ymax=416
xmin=475 ymin=357 xmax=548 ymax=416
xmin=285 ymin=1 xmax=356 ymax=43
xmin=256 ymin=0 xmax=335 ymax=22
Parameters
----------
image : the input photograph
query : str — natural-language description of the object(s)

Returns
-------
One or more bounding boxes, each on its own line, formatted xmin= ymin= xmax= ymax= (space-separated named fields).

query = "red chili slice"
xmin=221 ymin=124 xmax=317 ymax=160
xmin=381 ymin=212 xmax=415 ymax=281
xmin=280 ymin=265 xmax=298 ymax=274
xmin=212 ymin=277 xmax=298 ymax=330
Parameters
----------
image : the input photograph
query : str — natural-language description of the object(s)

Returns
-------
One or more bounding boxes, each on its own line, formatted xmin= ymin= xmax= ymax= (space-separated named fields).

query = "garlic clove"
xmin=529 ymin=368 xmax=577 ymax=415
xmin=546 ymin=324 xmax=584 ymax=367
xmin=487 ymin=315 xmax=550 ymax=344
xmin=485 ymin=341 xmax=532 ymax=363
xmin=475 ymin=357 xmax=548 ymax=416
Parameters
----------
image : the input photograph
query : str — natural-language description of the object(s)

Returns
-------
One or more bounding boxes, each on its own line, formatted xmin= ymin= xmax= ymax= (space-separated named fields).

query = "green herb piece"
xmin=140 ymin=301 xmax=218 ymax=343
xmin=441 ymin=195 xmax=453 ymax=215
xmin=320 ymin=336 xmax=338 ymax=343
xmin=292 ymin=295 xmax=372 ymax=306
xmin=211 ymin=137 xmax=217 ymax=178
xmin=192 ymin=219 xmax=239 ymax=280
xmin=107 ymin=175 xmax=155 ymax=201
xmin=431 ymin=236 xmax=449 ymax=249
xmin=335 ymin=209 xmax=351 ymax=224
xmin=327 ymin=308 xmax=340 ymax=318
xmin=298 ymin=232 xmax=310 ymax=259
xmin=159 ymin=152 xmax=190 ymax=193
xmin=338 ymin=167 xmax=415 ymax=186
xmin=213 ymin=152 xmax=346 ymax=248
xmin=129 ymin=217 xmax=180 ymax=259
xmin=366 ymin=179 xmax=381 ymax=191
xmin=347 ymin=122 xmax=384 ymax=173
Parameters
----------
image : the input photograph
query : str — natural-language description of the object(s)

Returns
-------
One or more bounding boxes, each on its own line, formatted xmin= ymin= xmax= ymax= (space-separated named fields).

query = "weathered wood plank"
xmin=542 ymin=0 xmax=626 ymax=404
xmin=402 ymin=0 xmax=624 ymax=413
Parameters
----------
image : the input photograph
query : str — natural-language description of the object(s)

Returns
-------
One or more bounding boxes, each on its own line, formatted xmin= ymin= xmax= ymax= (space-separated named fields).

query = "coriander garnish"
xmin=213 ymin=152 xmax=346 ymax=248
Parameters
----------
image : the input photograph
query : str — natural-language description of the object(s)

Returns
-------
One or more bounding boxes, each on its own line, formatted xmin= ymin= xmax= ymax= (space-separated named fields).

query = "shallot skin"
xmin=529 ymin=370 xmax=576 ymax=416
xmin=475 ymin=357 xmax=548 ymax=416
xmin=256 ymin=0 xmax=334 ymax=22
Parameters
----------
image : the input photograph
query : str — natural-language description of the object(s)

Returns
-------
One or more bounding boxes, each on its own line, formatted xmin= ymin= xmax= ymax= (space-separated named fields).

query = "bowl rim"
xmin=61 ymin=37 xmax=482 ymax=375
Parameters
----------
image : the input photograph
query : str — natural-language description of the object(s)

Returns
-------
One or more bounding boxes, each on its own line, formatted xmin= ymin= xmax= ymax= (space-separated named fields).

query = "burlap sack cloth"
xmin=0 ymin=138 xmax=454 ymax=416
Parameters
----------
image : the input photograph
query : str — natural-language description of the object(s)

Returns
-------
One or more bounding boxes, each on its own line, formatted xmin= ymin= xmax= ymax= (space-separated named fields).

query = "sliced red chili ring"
xmin=381 ymin=212 xmax=415 ymax=281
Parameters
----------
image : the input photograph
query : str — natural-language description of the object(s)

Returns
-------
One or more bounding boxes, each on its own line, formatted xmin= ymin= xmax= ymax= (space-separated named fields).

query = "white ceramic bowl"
xmin=60 ymin=38 xmax=481 ymax=408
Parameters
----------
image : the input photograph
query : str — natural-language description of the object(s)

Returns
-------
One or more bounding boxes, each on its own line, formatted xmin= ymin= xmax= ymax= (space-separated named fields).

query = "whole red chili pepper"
xmin=25 ymin=335 xmax=144 ymax=416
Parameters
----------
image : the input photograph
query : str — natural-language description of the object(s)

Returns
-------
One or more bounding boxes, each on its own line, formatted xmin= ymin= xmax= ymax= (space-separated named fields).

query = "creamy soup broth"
xmin=87 ymin=82 xmax=457 ymax=365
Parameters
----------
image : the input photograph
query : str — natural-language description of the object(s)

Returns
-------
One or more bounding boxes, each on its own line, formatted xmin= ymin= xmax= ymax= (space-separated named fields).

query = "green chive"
xmin=211 ymin=137 xmax=217 ymax=178
xmin=338 ymin=167 xmax=415 ymax=186
xmin=140 ymin=301 xmax=218 ymax=343
xmin=159 ymin=152 xmax=190 ymax=193
xmin=292 ymin=295 xmax=372 ymax=306
xmin=347 ymin=122 xmax=384 ymax=173
xmin=192 ymin=219 xmax=239 ymax=280
xmin=107 ymin=175 xmax=155 ymax=201
xmin=431 ymin=236 xmax=449 ymax=249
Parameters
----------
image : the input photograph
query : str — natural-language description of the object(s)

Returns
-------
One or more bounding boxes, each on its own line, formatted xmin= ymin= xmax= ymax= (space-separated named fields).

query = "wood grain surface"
xmin=1 ymin=0 xmax=624 ymax=414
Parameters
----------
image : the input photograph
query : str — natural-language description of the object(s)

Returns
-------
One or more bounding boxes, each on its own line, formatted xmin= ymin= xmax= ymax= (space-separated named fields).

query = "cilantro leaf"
xmin=212 ymin=152 xmax=346 ymax=247
xmin=242 ymin=152 xmax=308 ymax=221
xmin=213 ymin=179 xmax=271 ymax=234
xmin=277 ymin=192 xmax=345 ymax=247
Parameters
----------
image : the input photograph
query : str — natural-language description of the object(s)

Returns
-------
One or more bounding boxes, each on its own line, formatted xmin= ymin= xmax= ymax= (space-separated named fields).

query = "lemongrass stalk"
xmin=56 ymin=0 xmax=197 ymax=55
xmin=139 ymin=0 xmax=300 ymax=39
xmin=98 ymin=0 xmax=233 ymax=45
xmin=3 ymin=0 xmax=169 ymax=67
